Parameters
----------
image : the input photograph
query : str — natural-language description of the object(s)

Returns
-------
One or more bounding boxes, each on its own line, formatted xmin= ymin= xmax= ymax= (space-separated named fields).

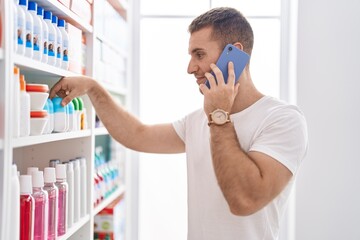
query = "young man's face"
xmin=187 ymin=26 xmax=222 ymax=86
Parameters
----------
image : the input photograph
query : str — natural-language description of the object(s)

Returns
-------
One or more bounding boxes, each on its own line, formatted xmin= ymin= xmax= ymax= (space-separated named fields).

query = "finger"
xmin=205 ymin=72 xmax=217 ymax=88
xmin=210 ymin=63 xmax=225 ymax=86
xmin=61 ymin=90 xmax=77 ymax=107
xmin=199 ymin=83 xmax=209 ymax=94
xmin=227 ymin=61 xmax=236 ymax=86
xmin=49 ymin=77 xmax=64 ymax=98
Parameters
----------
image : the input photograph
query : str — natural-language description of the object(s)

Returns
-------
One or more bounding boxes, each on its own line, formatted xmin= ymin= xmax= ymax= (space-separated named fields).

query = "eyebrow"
xmin=189 ymin=47 xmax=205 ymax=55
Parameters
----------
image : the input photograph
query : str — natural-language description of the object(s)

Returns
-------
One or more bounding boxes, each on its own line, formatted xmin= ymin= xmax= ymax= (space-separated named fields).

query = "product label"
xmin=33 ymin=25 xmax=40 ymax=51
xmin=57 ymin=36 xmax=62 ymax=59
xmin=48 ymin=33 xmax=55 ymax=57
xmin=43 ymin=30 xmax=48 ymax=55
xmin=25 ymin=21 xmax=32 ymax=48
xmin=17 ymin=17 xmax=24 ymax=45
xmin=63 ymin=39 xmax=69 ymax=62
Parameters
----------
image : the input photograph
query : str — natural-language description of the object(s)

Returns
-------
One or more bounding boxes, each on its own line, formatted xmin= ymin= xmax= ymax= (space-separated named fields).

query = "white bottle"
xmin=37 ymin=6 xmax=48 ymax=63
xmin=65 ymin=161 xmax=74 ymax=228
xmin=13 ymin=67 xmax=21 ymax=138
xmin=78 ymin=157 xmax=87 ymax=217
xmin=52 ymin=97 xmax=67 ymax=132
xmin=7 ymin=164 xmax=20 ymax=240
xmin=52 ymin=15 xmax=62 ymax=68
xmin=20 ymin=74 xmax=30 ymax=137
xmin=67 ymin=101 xmax=75 ymax=132
xmin=71 ymin=159 xmax=81 ymax=223
xmin=15 ymin=0 xmax=26 ymax=55
xmin=19 ymin=0 xmax=34 ymax=58
xmin=28 ymin=1 xmax=42 ymax=61
xmin=44 ymin=11 xmax=56 ymax=66
xmin=57 ymin=19 xmax=69 ymax=70
xmin=13 ymin=0 xmax=18 ymax=52
xmin=27 ymin=167 xmax=39 ymax=175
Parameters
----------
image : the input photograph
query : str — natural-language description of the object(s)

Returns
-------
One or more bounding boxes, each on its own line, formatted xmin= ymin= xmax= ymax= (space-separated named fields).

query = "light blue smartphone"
xmin=206 ymin=44 xmax=250 ymax=89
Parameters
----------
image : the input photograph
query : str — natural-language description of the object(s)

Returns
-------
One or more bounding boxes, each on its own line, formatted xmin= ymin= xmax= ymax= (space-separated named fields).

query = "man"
xmin=50 ymin=7 xmax=308 ymax=240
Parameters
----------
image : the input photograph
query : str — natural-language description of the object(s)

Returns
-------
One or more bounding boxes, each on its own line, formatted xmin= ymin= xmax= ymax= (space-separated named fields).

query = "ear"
xmin=232 ymin=42 xmax=244 ymax=51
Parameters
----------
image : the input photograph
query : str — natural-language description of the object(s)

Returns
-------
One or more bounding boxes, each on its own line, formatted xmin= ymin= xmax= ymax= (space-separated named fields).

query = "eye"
xmin=196 ymin=52 xmax=205 ymax=59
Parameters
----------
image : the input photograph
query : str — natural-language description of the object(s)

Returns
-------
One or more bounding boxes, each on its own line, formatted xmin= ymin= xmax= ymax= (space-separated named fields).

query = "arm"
xmin=50 ymin=76 xmax=185 ymax=153
xmin=200 ymin=63 xmax=292 ymax=216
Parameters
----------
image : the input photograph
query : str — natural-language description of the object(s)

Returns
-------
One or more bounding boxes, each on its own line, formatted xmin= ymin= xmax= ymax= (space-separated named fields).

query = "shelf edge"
xmin=93 ymin=185 xmax=125 ymax=216
xmin=57 ymin=214 xmax=90 ymax=240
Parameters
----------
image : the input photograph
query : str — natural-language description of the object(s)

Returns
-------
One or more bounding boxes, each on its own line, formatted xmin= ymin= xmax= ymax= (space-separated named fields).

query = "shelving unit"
xmin=0 ymin=0 xmax=133 ymax=239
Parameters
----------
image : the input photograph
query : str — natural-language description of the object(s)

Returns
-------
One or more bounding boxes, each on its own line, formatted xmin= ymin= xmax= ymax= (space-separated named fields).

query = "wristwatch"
xmin=208 ymin=109 xmax=231 ymax=126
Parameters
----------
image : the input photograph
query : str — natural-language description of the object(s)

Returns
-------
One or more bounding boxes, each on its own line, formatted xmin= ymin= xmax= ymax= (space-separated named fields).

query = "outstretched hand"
xmin=199 ymin=62 xmax=239 ymax=116
xmin=50 ymin=76 xmax=95 ymax=107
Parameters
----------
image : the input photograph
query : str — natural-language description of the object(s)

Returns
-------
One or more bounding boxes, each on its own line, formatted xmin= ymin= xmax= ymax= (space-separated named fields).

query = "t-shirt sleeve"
xmin=249 ymin=107 xmax=308 ymax=174
xmin=172 ymin=116 xmax=186 ymax=142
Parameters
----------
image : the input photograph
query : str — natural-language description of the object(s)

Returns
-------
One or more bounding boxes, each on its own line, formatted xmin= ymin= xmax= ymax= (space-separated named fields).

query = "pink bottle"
xmin=31 ymin=171 xmax=49 ymax=240
xmin=20 ymin=175 xmax=35 ymax=240
xmin=55 ymin=164 xmax=68 ymax=236
xmin=43 ymin=167 xmax=58 ymax=240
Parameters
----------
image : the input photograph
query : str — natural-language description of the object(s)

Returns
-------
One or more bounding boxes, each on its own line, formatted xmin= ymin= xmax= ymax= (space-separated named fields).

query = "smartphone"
xmin=206 ymin=44 xmax=250 ymax=88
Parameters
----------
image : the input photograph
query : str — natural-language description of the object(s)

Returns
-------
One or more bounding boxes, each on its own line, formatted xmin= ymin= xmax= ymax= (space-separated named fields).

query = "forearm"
xmin=210 ymin=123 xmax=265 ymax=215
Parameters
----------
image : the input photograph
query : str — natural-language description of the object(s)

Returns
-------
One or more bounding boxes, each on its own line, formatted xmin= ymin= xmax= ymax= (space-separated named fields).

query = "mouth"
xmin=195 ymin=76 xmax=207 ymax=85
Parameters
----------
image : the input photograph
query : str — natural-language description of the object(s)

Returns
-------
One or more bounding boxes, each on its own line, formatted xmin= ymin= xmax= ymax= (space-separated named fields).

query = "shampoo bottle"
xmin=55 ymin=164 xmax=68 ymax=236
xmin=43 ymin=167 xmax=58 ymax=240
xmin=20 ymin=175 xmax=35 ymax=240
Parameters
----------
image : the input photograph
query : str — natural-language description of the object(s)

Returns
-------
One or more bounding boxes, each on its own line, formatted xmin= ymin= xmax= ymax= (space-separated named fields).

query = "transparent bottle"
xmin=43 ymin=167 xmax=58 ymax=240
xmin=65 ymin=161 xmax=74 ymax=228
xmin=19 ymin=0 xmax=34 ymax=58
xmin=8 ymin=164 xmax=20 ymax=240
xmin=31 ymin=170 xmax=49 ymax=240
xmin=37 ymin=6 xmax=48 ymax=63
xmin=28 ymin=1 xmax=42 ymax=61
xmin=43 ymin=11 xmax=56 ymax=65
xmin=20 ymin=175 xmax=35 ymax=240
xmin=55 ymin=164 xmax=68 ymax=236
xmin=57 ymin=19 xmax=69 ymax=70
xmin=15 ymin=0 xmax=25 ymax=55
xmin=51 ymin=15 xmax=62 ymax=68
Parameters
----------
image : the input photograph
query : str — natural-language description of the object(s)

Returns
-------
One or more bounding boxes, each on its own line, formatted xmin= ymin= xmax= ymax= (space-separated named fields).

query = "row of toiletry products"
xmin=13 ymin=67 xmax=87 ymax=137
xmin=13 ymin=0 xmax=69 ymax=70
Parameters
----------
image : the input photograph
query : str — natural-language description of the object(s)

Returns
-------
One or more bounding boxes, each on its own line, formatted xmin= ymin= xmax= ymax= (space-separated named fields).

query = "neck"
xmin=231 ymin=70 xmax=264 ymax=114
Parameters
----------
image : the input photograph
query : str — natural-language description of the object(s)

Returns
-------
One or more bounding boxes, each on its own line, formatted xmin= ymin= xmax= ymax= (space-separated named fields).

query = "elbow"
xmin=228 ymin=197 xmax=262 ymax=216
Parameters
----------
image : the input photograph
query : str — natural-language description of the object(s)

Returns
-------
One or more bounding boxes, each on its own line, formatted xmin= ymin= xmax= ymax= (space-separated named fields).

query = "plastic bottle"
xmin=43 ymin=11 xmax=56 ymax=65
xmin=52 ymin=15 xmax=62 ymax=68
xmin=49 ymin=159 xmax=60 ymax=168
xmin=47 ymin=99 xmax=54 ymax=133
xmin=13 ymin=67 xmax=21 ymax=138
xmin=55 ymin=164 xmax=68 ymax=236
xmin=67 ymin=101 xmax=75 ymax=132
xmin=77 ymin=97 xmax=87 ymax=130
xmin=70 ymin=159 xmax=81 ymax=223
xmin=71 ymin=98 xmax=79 ymax=131
xmin=20 ymin=175 xmax=35 ymax=240
xmin=20 ymin=74 xmax=30 ymax=137
xmin=31 ymin=170 xmax=49 ymax=240
xmin=27 ymin=167 xmax=39 ymax=175
xmin=65 ymin=161 xmax=74 ymax=228
xmin=43 ymin=167 xmax=58 ymax=240
xmin=19 ymin=0 xmax=34 ymax=58
xmin=8 ymin=164 xmax=20 ymax=240
xmin=52 ymin=97 xmax=67 ymax=132
xmin=57 ymin=19 xmax=69 ymax=70
xmin=79 ymin=157 xmax=87 ymax=217
xmin=16 ymin=0 xmax=26 ymax=55
xmin=37 ymin=6 xmax=48 ymax=63
xmin=13 ymin=1 xmax=18 ymax=52
xmin=28 ymin=1 xmax=41 ymax=61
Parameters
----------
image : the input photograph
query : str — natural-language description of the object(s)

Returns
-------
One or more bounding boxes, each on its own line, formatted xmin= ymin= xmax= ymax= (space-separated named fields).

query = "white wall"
xmin=296 ymin=0 xmax=360 ymax=239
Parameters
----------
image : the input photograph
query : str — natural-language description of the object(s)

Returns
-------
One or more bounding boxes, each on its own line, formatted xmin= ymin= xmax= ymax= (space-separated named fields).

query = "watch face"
xmin=213 ymin=109 xmax=228 ymax=124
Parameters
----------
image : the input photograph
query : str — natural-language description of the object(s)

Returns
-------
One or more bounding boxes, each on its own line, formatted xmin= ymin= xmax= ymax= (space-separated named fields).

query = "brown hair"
xmin=188 ymin=7 xmax=254 ymax=55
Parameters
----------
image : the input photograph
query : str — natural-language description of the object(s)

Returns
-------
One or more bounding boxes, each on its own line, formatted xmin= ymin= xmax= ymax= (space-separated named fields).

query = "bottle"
xmin=20 ymin=74 xmax=30 ymax=137
xmin=55 ymin=164 xmax=68 ymax=236
xmin=31 ymin=170 xmax=49 ymax=240
xmin=43 ymin=11 xmax=56 ymax=65
xmin=43 ymin=167 xmax=58 ymax=240
xmin=16 ymin=0 xmax=26 ymax=55
xmin=70 ymin=159 xmax=80 ymax=223
xmin=49 ymin=159 xmax=60 ymax=168
xmin=19 ymin=0 xmax=34 ymax=58
xmin=13 ymin=0 xmax=18 ymax=52
xmin=65 ymin=161 xmax=74 ymax=228
xmin=28 ymin=1 xmax=41 ymax=61
xmin=47 ymin=99 xmax=54 ymax=133
xmin=77 ymin=97 xmax=87 ymax=130
xmin=27 ymin=166 xmax=39 ymax=175
xmin=79 ymin=157 xmax=87 ymax=217
xmin=57 ymin=19 xmax=69 ymax=70
xmin=8 ymin=164 xmax=20 ymax=240
xmin=51 ymin=15 xmax=62 ymax=68
xmin=37 ymin=6 xmax=48 ymax=63
xmin=67 ymin=101 xmax=75 ymax=132
xmin=71 ymin=98 xmax=79 ymax=131
xmin=13 ymin=67 xmax=21 ymax=138
xmin=51 ymin=97 xmax=67 ymax=132
xmin=20 ymin=175 xmax=35 ymax=240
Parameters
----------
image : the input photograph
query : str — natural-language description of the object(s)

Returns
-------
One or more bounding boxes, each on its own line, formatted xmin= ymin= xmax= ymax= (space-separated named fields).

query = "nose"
xmin=187 ymin=58 xmax=198 ymax=75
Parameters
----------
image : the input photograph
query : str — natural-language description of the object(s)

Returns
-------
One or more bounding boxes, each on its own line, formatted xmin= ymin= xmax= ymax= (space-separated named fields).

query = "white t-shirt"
xmin=172 ymin=96 xmax=308 ymax=240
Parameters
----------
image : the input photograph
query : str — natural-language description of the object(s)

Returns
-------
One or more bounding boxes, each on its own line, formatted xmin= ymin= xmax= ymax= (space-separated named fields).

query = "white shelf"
xmin=58 ymin=214 xmax=90 ymax=240
xmin=96 ymin=34 xmax=128 ymax=58
xmin=31 ymin=0 xmax=93 ymax=33
xmin=93 ymin=185 xmax=125 ymax=216
xmin=14 ymin=54 xmax=80 ymax=78
xmin=94 ymin=127 xmax=109 ymax=136
xmin=12 ymin=130 xmax=92 ymax=148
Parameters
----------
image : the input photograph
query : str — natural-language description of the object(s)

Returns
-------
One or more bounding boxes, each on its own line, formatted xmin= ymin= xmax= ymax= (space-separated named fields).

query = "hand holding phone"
xmin=206 ymin=44 xmax=250 ymax=89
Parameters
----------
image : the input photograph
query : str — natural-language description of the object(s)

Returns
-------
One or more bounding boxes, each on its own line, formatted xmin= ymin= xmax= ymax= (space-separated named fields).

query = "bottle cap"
xmin=78 ymin=157 xmax=86 ymax=166
xmin=44 ymin=167 xmax=56 ymax=183
xmin=49 ymin=159 xmax=61 ymax=167
xmin=52 ymin=15 xmax=58 ymax=24
xmin=58 ymin=19 xmax=66 ymax=27
xmin=27 ymin=167 xmax=39 ymax=175
xmin=72 ymin=98 xmax=79 ymax=111
xmin=14 ymin=66 xmax=20 ymax=75
xmin=20 ymin=175 xmax=33 ymax=194
xmin=37 ymin=6 xmax=43 ymax=16
xmin=26 ymin=83 xmax=49 ymax=92
xmin=52 ymin=97 xmax=66 ymax=113
xmin=31 ymin=171 xmax=44 ymax=188
xmin=56 ymin=164 xmax=67 ymax=179
xmin=19 ymin=0 xmax=27 ymax=7
xmin=30 ymin=110 xmax=48 ymax=118
xmin=77 ymin=97 xmax=84 ymax=111
xmin=66 ymin=161 xmax=74 ymax=172
xmin=28 ymin=1 xmax=37 ymax=11
xmin=20 ymin=75 xmax=26 ymax=92
xmin=44 ymin=11 xmax=52 ymax=20
xmin=70 ymin=159 xmax=80 ymax=168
